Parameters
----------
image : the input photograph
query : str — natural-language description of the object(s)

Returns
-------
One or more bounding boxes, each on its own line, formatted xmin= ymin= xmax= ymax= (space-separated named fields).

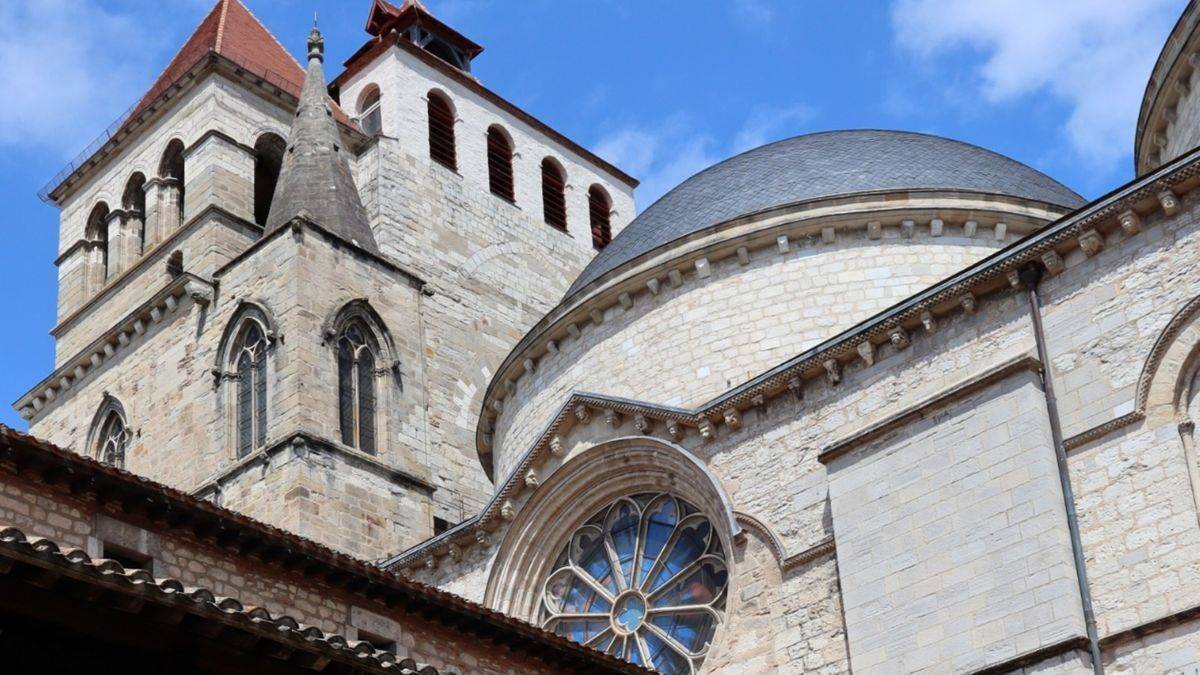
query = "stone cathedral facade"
xmin=8 ymin=0 xmax=1200 ymax=672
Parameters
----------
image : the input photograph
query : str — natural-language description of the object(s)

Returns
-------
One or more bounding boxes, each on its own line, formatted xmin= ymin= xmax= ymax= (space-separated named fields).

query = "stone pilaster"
xmin=105 ymin=209 xmax=143 ymax=279
xmin=183 ymin=131 xmax=255 ymax=224
xmin=144 ymin=177 xmax=183 ymax=246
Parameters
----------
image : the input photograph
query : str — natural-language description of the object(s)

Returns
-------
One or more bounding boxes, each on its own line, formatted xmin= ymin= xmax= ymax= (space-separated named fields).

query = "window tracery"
xmin=93 ymin=406 xmax=129 ymax=469
xmin=233 ymin=321 xmax=269 ymax=457
xmin=541 ymin=493 xmax=727 ymax=674
xmin=337 ymin=320 xmax=378 ymax=454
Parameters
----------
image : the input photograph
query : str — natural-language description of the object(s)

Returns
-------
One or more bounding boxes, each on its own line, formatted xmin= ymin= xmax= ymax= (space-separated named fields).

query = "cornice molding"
xmin=475 ymin=145 xmax=1200 ymax=479
xmin=191 ymin=430 xmax=434 ymax=501
xmin=818 ymin=354 xmax=1043 ymax=465
xmin=1136 ymin=0 xmax=1200 ymax=174
xmin=212 ymin=215 xmax=426 ymax=291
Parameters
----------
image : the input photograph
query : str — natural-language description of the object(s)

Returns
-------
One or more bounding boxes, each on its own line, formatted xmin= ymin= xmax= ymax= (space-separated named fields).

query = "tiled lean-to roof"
xmin=566 ymin=130 xmax=1086 ymax=297
xmin=0 ymin=524 xmax=442 ymax=674
xmin=0 ymin=425 xmax=649 ymax=675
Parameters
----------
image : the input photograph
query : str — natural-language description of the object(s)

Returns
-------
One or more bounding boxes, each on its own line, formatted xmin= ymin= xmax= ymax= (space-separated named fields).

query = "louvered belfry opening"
xmin=588 ymin=185 xmax=612 ymax=250
xmin=487 ymin=126 xmax=515 ymax=202
xmin=427 ymin=91 xmax=457 ymax=171
xmin=542 ymin=158 xmax=567 ymax=230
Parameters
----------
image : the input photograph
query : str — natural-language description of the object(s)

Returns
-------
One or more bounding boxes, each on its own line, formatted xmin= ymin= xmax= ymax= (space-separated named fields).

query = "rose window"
xmin=541 ymin=494 xmax=728 ymax=674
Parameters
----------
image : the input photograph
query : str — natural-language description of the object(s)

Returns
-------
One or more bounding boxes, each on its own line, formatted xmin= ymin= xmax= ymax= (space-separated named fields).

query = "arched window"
xmin=541 ymin=158 xmax=567 ymax=230
xmin=487 ymin=125 xmax=515 ymax=203
xmin=96 ymin=412 xmax=128 ymax=468
xmin=337 ymin=321 xmax=378 ymax=454
xmin=122 ymin=173 xmax=147 ymax=256
xmin=85 ymin=202 xmax=111 ymax=285
xmin=427 ymin=91 xmax=457 ymax=171
xmin=541 ymin=494 xmax=727 ymax=674
xmin=588 ymin=185 xmax=612 ymax=250
xmin=232 ymin=321 xmax=269 ymax=457
xmin=89 ymin=398 xmax=129 ymax=469
xmin=253 ymin=133 xmax=287 ymax=226
xmin=158 ymin=139 xmax=185 ymax=230
xmin=358 ymin=85 xmax=383 ymax=137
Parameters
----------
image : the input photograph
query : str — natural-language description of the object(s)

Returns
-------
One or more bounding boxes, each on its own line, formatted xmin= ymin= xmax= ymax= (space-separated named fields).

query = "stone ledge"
xmin=15 ymin=273 xmax=211 ymax=422
xmin=1098 ymin=601 xmax=1200 ymax=651
xmin=968 ymin=636 xmax=1090 ymax=675
xmin=213 ymin=215 xmax=426 ymax=290
xmin=191 ymin=430 xmax=435 ymax=502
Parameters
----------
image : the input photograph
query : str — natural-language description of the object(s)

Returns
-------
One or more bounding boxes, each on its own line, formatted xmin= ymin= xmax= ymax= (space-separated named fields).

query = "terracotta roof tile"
xmin=0 ymin=524 xmax=444 ymax=674
xmin=0 ymin=425 xmax=649 ymax=675
xmin=130 ymin=0 xmax=356 ymax=131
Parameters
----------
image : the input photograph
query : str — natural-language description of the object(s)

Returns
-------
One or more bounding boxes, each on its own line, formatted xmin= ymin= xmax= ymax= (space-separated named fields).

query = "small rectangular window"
xmin=101 ymin=542 xmax=152 ymax=571
xmin=357 ymin=629 xmax=398 ymax=655
xmin=433 ymin=517 xmax=452 ymax=535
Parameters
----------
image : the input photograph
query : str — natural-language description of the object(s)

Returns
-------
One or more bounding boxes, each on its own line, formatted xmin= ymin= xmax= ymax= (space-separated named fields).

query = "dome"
xmin=567 ymin=130 xmax=1084 ymax=297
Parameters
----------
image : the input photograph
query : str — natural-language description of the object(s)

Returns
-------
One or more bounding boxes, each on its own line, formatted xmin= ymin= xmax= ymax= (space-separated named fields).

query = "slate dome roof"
xmin=567 ymin=129 xmax=1084 ymax=297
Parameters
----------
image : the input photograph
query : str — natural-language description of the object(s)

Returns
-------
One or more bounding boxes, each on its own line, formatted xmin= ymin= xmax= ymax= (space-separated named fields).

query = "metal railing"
xmin=38 ymin=53 xmax=306 ymax=204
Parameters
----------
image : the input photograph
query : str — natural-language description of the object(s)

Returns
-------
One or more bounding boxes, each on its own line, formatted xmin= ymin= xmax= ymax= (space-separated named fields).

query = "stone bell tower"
xmin=16 ymin=0 xmax=638 ymax=561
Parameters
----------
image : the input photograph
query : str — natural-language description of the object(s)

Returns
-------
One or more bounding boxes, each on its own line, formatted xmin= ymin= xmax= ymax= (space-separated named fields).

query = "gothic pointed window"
xmin=542 ymin=158 xmax=567 ymax=231
xmin=358 ymin=85 xmax=383 ymax=137
xmin=92 ymin=401 xmax=130 ymax=466
xmin=233 ymin=321 xmax=269 ymax=457
xmin=427 ymin=91 xmax=457 ymax=171
xmin=338 ymin=322 xmax=377 ymax=454
xmin=589 ymin=185 xmax=612 ymax=250
xmin=541 ymin=494 xmax=727 ymax=674
xmin=487 ymin=125 xmax=515 ymax=203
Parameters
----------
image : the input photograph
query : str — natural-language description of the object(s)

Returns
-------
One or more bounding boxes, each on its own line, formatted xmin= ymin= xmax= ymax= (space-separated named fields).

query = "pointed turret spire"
xmin=264 ymin=23 xmax=379 ymax=253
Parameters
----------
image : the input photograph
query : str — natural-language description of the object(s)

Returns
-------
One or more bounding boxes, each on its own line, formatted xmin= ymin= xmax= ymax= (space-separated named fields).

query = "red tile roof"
xmin=0 ymin=424 xmax=649 ymax=674
xmin=131 ymin=0 xmax=356 ymax=130
xmin=364 ymin=0 xmax=484 ymax=58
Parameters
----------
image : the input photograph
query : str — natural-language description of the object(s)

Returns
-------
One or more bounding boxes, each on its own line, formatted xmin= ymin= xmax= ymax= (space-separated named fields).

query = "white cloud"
xmin=731 ymin=0 xmax=774 ymax=27
xmin=732 ymin=103 xmax=816 ymax=154
xmin=594 ymin=104 xmax=817 ymax=211
xmin=891 ymin=0 xmax=1179 ymax=168
xmin=593 ymin=116 xmax=720 ymax=211
xmin=0 ymin=0 xmax=173 ymax=158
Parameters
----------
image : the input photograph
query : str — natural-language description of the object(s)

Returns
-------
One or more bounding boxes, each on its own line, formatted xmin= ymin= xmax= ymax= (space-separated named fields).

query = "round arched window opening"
xmin=540 ymin=493 xmax=727 ymax=674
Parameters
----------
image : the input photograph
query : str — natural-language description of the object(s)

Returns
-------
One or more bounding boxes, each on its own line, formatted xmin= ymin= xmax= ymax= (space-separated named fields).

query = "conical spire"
xmin=264 ymin=23 xmax=379 ymax=253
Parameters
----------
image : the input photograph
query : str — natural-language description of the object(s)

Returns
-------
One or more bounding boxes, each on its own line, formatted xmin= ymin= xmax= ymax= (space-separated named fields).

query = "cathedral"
xmin=4 ymin=0 xmax=1200 ymax=671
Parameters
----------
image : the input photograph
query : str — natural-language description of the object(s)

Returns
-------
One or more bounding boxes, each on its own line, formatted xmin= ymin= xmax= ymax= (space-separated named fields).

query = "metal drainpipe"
xmin=1020 ymin=264 xmax=1103 ymax=674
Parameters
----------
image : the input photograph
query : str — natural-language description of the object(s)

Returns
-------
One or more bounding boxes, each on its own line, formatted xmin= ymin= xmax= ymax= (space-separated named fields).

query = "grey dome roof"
xmin=567 ymin=130 xmax=1084 ymax=297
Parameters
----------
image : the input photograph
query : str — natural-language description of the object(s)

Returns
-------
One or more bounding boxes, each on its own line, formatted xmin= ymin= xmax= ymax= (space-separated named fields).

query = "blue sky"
xmin=0 ymin=0 xmax=1183 ymax=429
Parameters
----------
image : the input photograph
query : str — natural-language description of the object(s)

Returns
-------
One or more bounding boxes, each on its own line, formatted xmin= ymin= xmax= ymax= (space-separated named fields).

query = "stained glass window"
xmin=97 ymin=411 xmax=128 ymax=469
xmin=337 ymin=322 xmax=378 ymax=454
xmin=541 ymin=494 xmax=727 ymax=674
xmin=234 ymin=322 xmax=268 ymax=457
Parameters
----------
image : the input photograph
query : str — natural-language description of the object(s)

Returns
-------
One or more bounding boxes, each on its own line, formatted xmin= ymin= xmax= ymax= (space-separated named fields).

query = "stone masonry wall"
xmin=357 ymin=131 xmax=598 ymax=523
xmin=491 ymin=224 xmax=1018 ymax=483
xmin=828 ymin=372 xmax=1085 ymax=673
xmin=1163 ymin=65 xmax=1200 ymax=168
xmin=339 ymin=45 xmax=635 ymax=246
xmin=32 ymin=224 xmax=439 ymax=559
xmin=54 ymin=74 xmax=296 ymax=327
